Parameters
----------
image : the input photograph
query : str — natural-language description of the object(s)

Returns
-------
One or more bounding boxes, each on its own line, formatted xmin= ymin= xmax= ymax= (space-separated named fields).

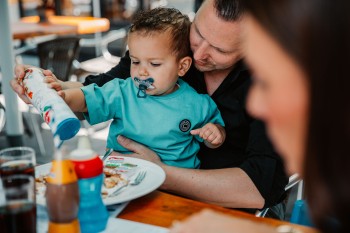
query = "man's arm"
xmin=240 ymin=120 xmax=288 ymax=208
xmin=83 ymin=51 xmax=131 ymax=86
xmin=161 ymin=165 xmax=264 ymax=208
xmin=114 ymin=135 xmax=265 ymax=209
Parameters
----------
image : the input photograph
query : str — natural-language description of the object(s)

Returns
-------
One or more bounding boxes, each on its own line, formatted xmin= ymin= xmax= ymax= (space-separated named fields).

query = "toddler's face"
xmin=128 ymin=31 xmax=183 ymax=96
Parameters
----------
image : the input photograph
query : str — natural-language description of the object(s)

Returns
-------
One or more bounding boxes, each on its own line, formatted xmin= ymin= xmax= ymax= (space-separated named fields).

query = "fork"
xmin=102 ymin=148 xmax=113 ymax=161
xmin=108 ymin=182 xmax=128 ymax=197
xmin=108 ymin=171 xmax=147 ymax=197
xmin=130 ymin=170 xmax=147 ymax=185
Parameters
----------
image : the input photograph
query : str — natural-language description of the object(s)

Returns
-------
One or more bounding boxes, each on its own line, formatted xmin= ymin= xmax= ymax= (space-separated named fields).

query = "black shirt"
xmin=83 ymin=51 xmax=288 ymax=208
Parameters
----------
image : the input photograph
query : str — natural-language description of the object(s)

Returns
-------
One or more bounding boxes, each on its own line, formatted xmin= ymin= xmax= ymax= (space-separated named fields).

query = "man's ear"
xmin=177 ymin=56 xmax=192 ymax=77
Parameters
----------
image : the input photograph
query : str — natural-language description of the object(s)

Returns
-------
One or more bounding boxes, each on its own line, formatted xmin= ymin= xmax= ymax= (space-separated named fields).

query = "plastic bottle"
xmin=70 ymin=136 xmax=109 ymax=233
xmin=19 ymin=67 xmax=80 ymax=140
xmin=45 ymin=148 xmax=80 ymax=233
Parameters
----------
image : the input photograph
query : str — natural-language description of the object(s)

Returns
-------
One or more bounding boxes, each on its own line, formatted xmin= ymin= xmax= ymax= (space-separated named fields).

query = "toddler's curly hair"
xmin=129 ymin=7 xmax=191 ymax=60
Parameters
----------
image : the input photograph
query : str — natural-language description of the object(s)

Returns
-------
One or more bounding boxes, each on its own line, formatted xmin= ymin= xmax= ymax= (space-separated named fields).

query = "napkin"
xmin=37 ymin=202 xmax=131 ymax=232
xmin=102 ymin=218 xmax=169 ymax=233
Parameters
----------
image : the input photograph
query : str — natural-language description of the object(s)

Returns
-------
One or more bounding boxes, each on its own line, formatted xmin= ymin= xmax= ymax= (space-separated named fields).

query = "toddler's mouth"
xmin=134 ymin=77 xmax=155 ymax=98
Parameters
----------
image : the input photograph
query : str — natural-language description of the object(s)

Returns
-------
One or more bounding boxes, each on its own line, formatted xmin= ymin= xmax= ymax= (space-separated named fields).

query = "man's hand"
xmin=111 ymin=135 xmax=164 ymax=166
xmin=190 ymin=123 xmax=226 ymax=148
xmin=11 ymin=64 xmax=32 ymax=104
xmin=12 ymin=64 xmax=65 ymax=103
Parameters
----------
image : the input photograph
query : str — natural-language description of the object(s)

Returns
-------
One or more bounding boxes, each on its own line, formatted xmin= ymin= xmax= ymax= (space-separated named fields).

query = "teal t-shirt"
xmin=81 ymin=78 xmax=224 ymax=169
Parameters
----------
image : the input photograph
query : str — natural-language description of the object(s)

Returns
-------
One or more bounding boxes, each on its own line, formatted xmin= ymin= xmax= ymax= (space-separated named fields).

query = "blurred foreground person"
xmin=169 ymin=0 xmax=350 ymax=232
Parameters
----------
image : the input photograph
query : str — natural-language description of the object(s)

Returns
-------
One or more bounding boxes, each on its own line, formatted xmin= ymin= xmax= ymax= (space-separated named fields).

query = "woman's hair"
xmin=244 ymin=0 xmax=350 ymax=232
xmin=129 ymin=7 xmax=191 ymax=60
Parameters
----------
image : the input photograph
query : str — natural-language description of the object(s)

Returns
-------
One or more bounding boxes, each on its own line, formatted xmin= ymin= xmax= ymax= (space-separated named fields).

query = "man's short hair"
xmin=213 ymin=0 xmax=244 ymax=21
xmin=129 ymin=7 xmax=191 ymax=60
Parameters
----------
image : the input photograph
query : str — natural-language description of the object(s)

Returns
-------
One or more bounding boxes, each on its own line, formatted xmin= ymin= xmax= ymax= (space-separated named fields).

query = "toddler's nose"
xmin=138 ymin=67 xmax=149 ymax=77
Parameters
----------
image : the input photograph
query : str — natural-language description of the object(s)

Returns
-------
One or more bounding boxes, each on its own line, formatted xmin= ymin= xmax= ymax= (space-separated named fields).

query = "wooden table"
xmin=12 ymin=21 xmax=78 ymax=40
xmin=119 ymin=191 xmax=319 ymax=233
xmin=21 ymin=15 xmax=110 ymax=35
xmin=12 ymin=16 xmax=110 ymax=40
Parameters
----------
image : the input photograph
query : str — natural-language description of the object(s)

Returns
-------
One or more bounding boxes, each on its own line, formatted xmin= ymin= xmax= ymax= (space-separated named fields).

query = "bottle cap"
xmin=70 ymin=136 xmax=94 ymax=160
xmin=70 ymin=136 xmax=103 ymax=178
xmin=56 ymin=118 xmax=80 ymax=141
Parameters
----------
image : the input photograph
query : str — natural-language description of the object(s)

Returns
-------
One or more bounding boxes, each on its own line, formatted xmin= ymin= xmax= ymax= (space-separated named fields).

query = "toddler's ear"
xmin=178 ymin=56 xmax=192 ymax=77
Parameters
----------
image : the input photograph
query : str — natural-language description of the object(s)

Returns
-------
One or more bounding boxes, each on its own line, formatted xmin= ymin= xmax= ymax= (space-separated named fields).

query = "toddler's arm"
xmin=190 ymin=123 xmax=226 ymax=149
xmin=59 ymin=89 xmax=87 ymax=112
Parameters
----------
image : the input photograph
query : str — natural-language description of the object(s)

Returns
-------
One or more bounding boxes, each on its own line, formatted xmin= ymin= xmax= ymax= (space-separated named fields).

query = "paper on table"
xmin=37 ymin=202 xmax=148 ymax=233
xmin=102 ymin=218 xmax=169 ymax=233
xmin=107 ymin=201 xmax=129 ymax=217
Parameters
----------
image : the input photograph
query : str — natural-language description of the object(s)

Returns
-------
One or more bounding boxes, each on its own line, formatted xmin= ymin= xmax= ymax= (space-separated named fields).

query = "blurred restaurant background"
xmin=0 ymin=0 xmax=196 ymax=164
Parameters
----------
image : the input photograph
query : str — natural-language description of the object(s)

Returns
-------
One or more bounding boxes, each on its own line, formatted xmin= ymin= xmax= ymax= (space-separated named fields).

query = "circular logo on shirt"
xmin=179 ymin=119 xmax=191 ymax=132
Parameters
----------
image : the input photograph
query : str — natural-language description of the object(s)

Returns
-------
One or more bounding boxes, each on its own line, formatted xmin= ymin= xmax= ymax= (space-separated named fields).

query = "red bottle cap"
xmin=70 ymin=149 xmax=103 ymax=179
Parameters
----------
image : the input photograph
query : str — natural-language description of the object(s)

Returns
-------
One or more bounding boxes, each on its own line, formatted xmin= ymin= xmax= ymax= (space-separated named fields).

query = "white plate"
xmin=35 ymin=156 xmax=166 ymax=206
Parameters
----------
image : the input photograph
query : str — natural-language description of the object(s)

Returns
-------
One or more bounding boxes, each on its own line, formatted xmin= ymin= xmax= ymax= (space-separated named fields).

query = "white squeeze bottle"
xmin=20 ymin=67 xmax=80 ymax=140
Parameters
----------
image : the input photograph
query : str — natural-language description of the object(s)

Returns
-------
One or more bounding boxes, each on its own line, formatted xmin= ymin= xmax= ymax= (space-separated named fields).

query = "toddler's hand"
xmin=190 ymin=123 xmax=225 ymax=148
xmin=57 ymin=90 xmax=66 ymax=101
xmin=42 ymin=70 xmax=66 ymax=91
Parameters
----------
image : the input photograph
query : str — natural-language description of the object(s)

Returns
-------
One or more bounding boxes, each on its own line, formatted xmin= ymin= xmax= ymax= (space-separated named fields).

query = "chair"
xmin=255 ymin=174 xmax=301 ymax=218
xmin=74 ymin=28 xmax=127 ymax=78
xmin=256 ymin=174 xmax=313 ymax=227
xmin=0 ymin=102 xmax=5 ymax=133
xmin=37 ymin=37 xmax=81 ymax=81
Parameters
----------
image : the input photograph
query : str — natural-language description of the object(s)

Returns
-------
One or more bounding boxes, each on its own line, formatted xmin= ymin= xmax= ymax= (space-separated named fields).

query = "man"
xmin=12 ymin=0 xmax=287 ymax=217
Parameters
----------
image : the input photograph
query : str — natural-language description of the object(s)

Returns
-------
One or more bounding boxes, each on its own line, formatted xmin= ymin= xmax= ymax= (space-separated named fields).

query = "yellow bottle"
xmin=45 ymin=149 xmax=80 ymax=233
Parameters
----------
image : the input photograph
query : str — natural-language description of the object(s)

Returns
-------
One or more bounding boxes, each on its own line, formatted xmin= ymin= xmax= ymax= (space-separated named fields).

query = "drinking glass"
xmin=0 ymin=174 xmax=36 ymax=233
xmin=0 ymin=147 xmax=36 ymax=178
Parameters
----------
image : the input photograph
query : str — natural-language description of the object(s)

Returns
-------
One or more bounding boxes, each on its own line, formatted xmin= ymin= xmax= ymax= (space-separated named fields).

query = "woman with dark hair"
xmin=169 ymin=0 xmax=350 ymax=233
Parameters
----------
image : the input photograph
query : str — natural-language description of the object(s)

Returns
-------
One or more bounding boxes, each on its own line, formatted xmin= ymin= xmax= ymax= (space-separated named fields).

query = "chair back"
xmin=256 ymin=174 xmax=302 ymax=218
xmin=0 ymin=102 xmax=5 ymax=133
xmin=37 ymin=37 xmax=80 ymax=81
xmin=255 ymin=175 xmax=314 ymax=227
xmin=76 ymin=28 xmax=127 ymax=76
